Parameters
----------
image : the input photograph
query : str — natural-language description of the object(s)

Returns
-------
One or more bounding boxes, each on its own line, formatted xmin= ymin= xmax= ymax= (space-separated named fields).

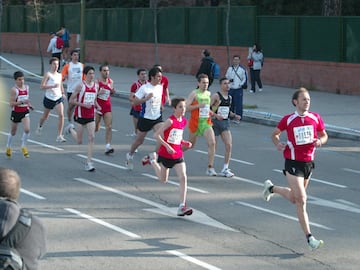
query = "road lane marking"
xmin=20 ymin=188 xmax=46 ymax=200
xmin=64 ymin=208 xmax=141 ymax=238
xmin=73 ymin=177 xmax=237 ymax=232
xmin=167 ymin=250 xmax=222 ymax=270
xmin=194 ymin=150 xmax=254 ymax=165
xmin=272 ymin=169 xmax=347 ymax=188
xmin=308 ymin=196 xmax=360 ymax=214
xmin=235 ymin=201 xmax=334 ymax=231
xmin=141 ymin=173 xmax=209 ymax=194
xmin=343 ymin=168 xmax=360 ymax=174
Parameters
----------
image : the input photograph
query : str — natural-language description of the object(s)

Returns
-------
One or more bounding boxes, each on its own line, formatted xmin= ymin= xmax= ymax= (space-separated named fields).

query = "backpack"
xmin=211 ymin=62 xmax=220 ymax=79
xmin=55 ymin=37 xmax=64 ymax=49
xmin=0 ymin=209 xmax=32 ymax=270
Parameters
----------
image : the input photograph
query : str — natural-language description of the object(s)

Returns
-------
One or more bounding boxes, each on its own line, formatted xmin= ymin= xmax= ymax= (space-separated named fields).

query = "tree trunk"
xmin=323 ymin=0 xmax=342 ymax=16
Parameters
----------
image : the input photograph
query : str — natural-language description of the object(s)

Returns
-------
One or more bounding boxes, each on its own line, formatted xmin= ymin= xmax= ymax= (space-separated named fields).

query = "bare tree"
xmin=0 ymin=0 xmax=3 ymax=69
xmin=150 ymin=0 xmax=159 ymax=64
xmin=225 ymin=0 xmax=231 ymax=66
xmin=323 ymin=0 xmax=342 ymax=16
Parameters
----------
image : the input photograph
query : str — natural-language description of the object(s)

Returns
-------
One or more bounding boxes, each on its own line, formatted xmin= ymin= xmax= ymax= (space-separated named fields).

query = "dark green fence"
xmin=2 ymin=4 xmax=360 ymax=63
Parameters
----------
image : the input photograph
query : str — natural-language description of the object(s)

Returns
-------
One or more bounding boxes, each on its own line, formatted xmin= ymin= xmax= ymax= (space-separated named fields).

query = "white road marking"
xmin=73 ymin=177 xmax=237 ymax=232
xmin=272 ymin=169 xmax=347 ymax=188
xmin=141 ymin=173 xmax=209 ymax=194
xmin=167 ymin=250 xmax=222 ymax=270
xmin=235 ymin=201 xmax=334 ymax=231
xmin=343 ymin=168 xmax=360 ymax=174
xmin=20 ymin=188 xmax=46 ymax=200
xmin=64 ymin=208 xmax=141 ymax=238
xmin=308 ymin=196 xmax=360 ymax=214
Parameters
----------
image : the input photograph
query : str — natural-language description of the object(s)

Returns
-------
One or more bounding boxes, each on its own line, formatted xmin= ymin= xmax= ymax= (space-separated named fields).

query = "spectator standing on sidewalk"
xmin=56 ymin=25 xmax=71 ymax=65
xmin=196 ymin=49 xmax=216 ymax=87
xmin=210 ymin=77 xmax=241 ymax=178
xmin=46 ymin=32 xmax=62 ymax=71
xmin=225 ymin=55 xmax=247 ymax=123
xmin=263 ymin=87 xmax=328 ymax=251
xmin=141 ymin=98 xmax=193 ymax=217
xmin=248 ymin=43 xmax=264 ymax=93
xmin=6 ymin=71 xmax=33 ymax=158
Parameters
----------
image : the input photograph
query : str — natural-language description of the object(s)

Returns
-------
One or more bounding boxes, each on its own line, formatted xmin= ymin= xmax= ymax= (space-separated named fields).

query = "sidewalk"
xmin=1 ymin=52 xmax=359 ymax=140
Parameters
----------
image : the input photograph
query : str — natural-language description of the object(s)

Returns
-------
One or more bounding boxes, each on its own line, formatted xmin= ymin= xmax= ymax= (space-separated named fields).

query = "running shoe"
xmin=85 ymin=162 xmax=95 ymax=172
xmin=177 ymin=204 xmax=193 ymax=216
xmin=64 ymin=123 xmax=75 ymax=135
xmin=35 ymin=126 xmax=42 ymax=136
xmin=141 ymin=155 xmax=150 ymax=166
xmin=220 ymin=168 xmax=234 ymax=178
xmin=105 ymin=148 xmax=114 ymax=155
xmin=21 ymin=147 xmax=29 ymax=158
xmin=125 ymin=153 xmax=134 ymax=170
xmin=5 ymin=147 xmax=12 ymax=158
xmin=308 ymin=236 xmax=324 ymax=251
xmin=206 ymin=167 xmax=217 ymax=176
xmin=263 ymin=179 xmax=274 ymax=202
xmin=56 ymin=135 xmax=67 ymax=142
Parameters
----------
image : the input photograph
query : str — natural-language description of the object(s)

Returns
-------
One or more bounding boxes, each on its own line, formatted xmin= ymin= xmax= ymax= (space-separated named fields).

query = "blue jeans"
xmin=229 ymin=88 xmax=243 ymax=118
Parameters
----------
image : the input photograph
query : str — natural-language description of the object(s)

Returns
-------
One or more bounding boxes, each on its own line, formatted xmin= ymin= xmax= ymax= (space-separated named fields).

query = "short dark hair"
xmin=137 ymin=68 xmax=147 ymax=75
xmin=83 ymin=65 xmax=95 ymax=75
xmin=0 ymin=167 xmax=21 ymax=200
xmin=203 ymin=49 xmax=210 ymax=57
xmin=148 ymin=67 xmax=161 ymax=80
xmin=219 ymin=77 xmax=228 ymax=84
xmin=70 ymin=49 xmax=79 ymax=56
xmin=153 ymin=64 xmax=162 ymax=72
xmin=292 ymin=87 xmax=309 ymax=106
xmin=99 ymin=64 xmax=109 ymax=72
xmin=171 ymin=97 xmax=185 ymax=108
xmin=13 ymin=71 xmax=24 ymax=80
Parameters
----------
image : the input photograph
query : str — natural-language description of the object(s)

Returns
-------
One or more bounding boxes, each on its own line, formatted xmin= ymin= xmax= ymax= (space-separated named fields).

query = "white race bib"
xmin=167 ymin=128 xmax=183 ymax=145
xmin=199 ymin=104 xmax=210 ymax=118
xmin=84 ymin=92 xmax=96 ymax=105
xmin=217 ymin=106 xmax=229 ymax=119
xmin=293 ymin=125 xmax=314 ymax=145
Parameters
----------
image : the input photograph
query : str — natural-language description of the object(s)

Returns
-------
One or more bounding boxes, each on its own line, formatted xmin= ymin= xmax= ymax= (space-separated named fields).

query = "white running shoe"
xmin=308 ymin=236 xmax=324 ymax=251
xmin=65 ymin=123 xmax=75 ymax=135
xmin=125 ymin=152 xmax=134 ymax=170
xmin=263 ymin=179 xmax=274 ymax=202
xmin=85 ymin=162 xmax=95 ymax=172
xmin=35 ymin=126 xmax=42 ymax=136
xmin=220 ymin=168 xmax=234 ymax=178
xmin=206 ymin=167 xmax=217 ymax=176
xmin=177 ymin=204 xmax=193 ymax=216
xmin=56 ymin=135 xmax=67 ymax=142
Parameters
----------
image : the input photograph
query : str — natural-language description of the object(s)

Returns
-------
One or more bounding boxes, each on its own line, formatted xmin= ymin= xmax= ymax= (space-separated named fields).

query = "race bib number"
xmin=217 ymin=106 xmax=229 ymax=119
xmin=17 ymin=95 xmax=28 ymax=107
xmin=150 ymin=96 xmax=161 ymax=111
xmin=98 ymin=88 xmax=110 ymax=100
xmin=167 ymin=128 xmax=183 ymax=145
xmin=84 ymin=92 xmax=96 ymax=104
xmin=293 ymin=125 xmax=314 ymax=145
xmin=199 ymin=104 xmax=210 ymax=118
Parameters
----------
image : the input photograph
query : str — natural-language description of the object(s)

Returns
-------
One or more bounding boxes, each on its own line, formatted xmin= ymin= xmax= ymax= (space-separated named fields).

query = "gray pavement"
xmin=1 ymin=52 xmax=359 ymax=140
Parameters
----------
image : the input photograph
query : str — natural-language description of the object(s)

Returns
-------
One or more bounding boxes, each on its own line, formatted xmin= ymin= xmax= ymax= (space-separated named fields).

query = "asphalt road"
xmin=1 ymin=78 xmax=359 ymax=270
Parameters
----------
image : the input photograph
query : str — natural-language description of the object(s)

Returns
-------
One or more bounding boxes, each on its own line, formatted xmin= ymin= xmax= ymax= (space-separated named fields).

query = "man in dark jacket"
xmin=196 ymin=49 xmax=215 ymax=86
xmin=0 ymin=167 xmax=47 ymax=270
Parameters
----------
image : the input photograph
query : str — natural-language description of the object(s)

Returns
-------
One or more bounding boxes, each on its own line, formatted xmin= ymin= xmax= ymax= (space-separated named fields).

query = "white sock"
xmin=22 ymin=132 xmax=30 ymax=147
xmin=7 ymin=134 xmax=13 ymax=147
xmin=223 ymin=164 xmax=229 ymax=171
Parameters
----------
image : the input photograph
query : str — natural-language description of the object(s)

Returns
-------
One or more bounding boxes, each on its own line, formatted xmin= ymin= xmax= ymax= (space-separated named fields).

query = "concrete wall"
xmin=2 ymin=32 xmax=359 ymax=95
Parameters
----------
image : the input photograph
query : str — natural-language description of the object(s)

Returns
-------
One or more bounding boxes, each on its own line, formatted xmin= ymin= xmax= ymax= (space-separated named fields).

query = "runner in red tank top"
xmin=6 ymin=71 xmax=33 ymax=158
xmin=263 ymin=87 xmax=328 ymax=251
xmin=67 ymin=66 xmax=101 ymax=171
xmin=95 ymin=65 xmax=116 ymax=154
xmin=141 ymin=98 xmax=193 ymax=217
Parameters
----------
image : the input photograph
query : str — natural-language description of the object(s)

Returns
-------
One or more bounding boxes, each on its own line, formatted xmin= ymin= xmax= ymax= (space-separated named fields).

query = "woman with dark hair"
xmin=248 ymin=43 xmax=264 ymax=93
xmin=196 ymin=49 xmax=216 ymax=86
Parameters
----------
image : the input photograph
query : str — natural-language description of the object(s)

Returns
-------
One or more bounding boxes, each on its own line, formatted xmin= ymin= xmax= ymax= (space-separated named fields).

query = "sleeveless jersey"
xmin=45 ymin=71 xmax=62 ymax=101
xmin=277 ymin=111 xmax=326 ymax=162
xmin=74 ymin=81 xmax=98 ymax=119
xmin=188 ymin=89 xmax=212 ymax=133
xmin=13 ymin=85 xmax=30 ymax=113
xmin=214 ymin=91 xmax=232 ymax=120
xmin=97 ymin=78 xmax=113 ymax=113
xmin=130 ymin=80 xmax=144 ymax=112
xmin=158 ymin=115 xmax=187 ymax=160
xmin=62 ymin=62 xmax=83 ymax=93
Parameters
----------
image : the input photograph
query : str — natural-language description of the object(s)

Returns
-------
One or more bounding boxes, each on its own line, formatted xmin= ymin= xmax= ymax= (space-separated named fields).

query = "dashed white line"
xmin=167 ymin=250 xmax=222 ymax=270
